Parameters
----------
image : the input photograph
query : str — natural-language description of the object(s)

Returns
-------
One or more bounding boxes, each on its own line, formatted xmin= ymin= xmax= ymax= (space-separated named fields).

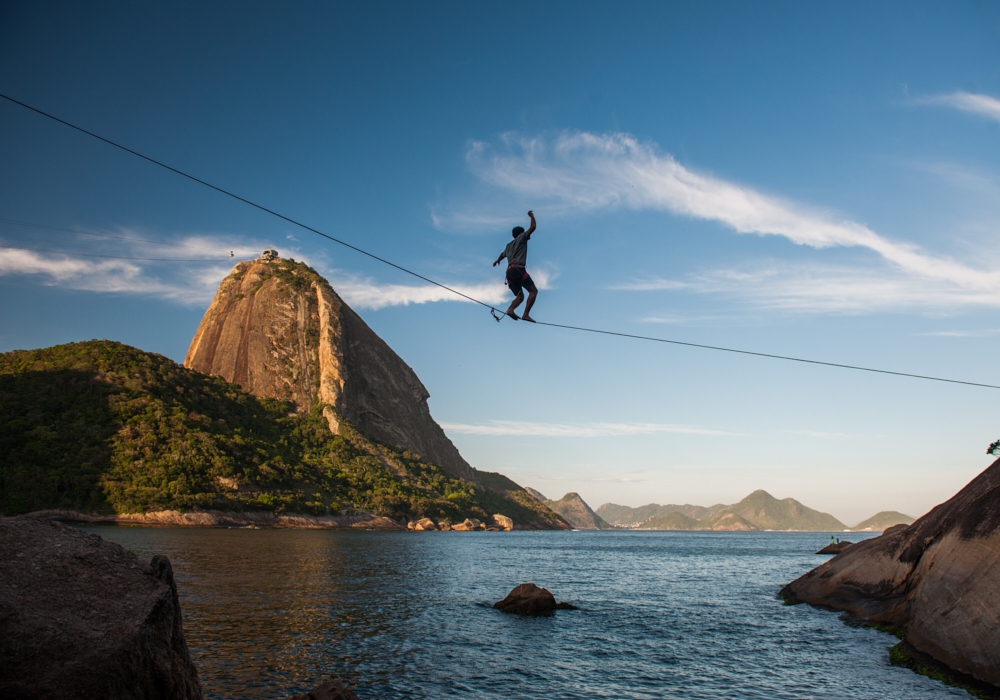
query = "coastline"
xmin=25 ymin=509 xmax=407 ymax=530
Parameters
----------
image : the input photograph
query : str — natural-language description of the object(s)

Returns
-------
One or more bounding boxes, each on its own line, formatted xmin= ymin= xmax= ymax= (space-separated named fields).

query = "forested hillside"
xmin=0 ymin=340 xmax=564 ymax=528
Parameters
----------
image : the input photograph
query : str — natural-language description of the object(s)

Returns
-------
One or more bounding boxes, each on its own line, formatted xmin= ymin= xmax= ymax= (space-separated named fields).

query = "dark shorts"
xmin=506 ymin=266 xmax=536 ymax=296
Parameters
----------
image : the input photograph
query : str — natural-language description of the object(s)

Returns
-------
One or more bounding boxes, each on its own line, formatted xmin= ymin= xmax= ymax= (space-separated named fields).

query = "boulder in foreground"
xmin=781 ymin=457 xmax=1000 ymax=691
xmin=493 ymin=583 xmax=578 ymax=615
xmin=0 ymin=515 xmax=202 ymax=699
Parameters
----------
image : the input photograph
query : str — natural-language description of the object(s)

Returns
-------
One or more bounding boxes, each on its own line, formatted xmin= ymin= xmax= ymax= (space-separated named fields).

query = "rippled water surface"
xmin=82 ymin=527 xmax=966 ymax=699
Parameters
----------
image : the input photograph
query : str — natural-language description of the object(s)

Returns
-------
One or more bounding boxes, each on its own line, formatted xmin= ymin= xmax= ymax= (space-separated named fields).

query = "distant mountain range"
xmin=525 ymin=489 xmax=612 ymax=530
xmin=597 ymin=492 xmax=913 ymax=532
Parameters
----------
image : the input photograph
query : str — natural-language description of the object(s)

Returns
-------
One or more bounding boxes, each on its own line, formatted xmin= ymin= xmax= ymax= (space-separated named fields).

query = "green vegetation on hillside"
xmin=596 ymin=502 xmax=723 ymax=527
xmin=852 ymin=511 xmax=914 ymax=531
xmin=0 ymin=340 xmax=562 ymax=527
xmin=642 ymin=512 xmax=700 ymax=530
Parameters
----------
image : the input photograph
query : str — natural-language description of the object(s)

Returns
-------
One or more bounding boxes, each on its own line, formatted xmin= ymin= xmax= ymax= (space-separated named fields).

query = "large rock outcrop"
xmin=184 ymin=259 xmax=476 ymax=482
xmin=781 ymin=458 xmax=1000 ymax=689
xmin=0 ymin=515 xmax=203 ymax=699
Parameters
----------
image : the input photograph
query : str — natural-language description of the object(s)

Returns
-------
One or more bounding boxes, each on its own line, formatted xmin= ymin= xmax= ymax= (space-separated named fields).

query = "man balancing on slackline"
xmin=493 ymin=210 xmax=538 ymax=322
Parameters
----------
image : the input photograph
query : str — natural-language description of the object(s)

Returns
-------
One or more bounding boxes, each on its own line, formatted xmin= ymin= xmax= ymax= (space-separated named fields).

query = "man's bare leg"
xmin=506 ymin=292 xmax=524 ymax=320
xmin=521 ymin=288 xmax=538 ymax=323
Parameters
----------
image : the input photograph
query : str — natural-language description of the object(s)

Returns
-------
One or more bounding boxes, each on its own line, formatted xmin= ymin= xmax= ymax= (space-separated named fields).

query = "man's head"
xmin=512 ymin=226 xmax=524 ymax=238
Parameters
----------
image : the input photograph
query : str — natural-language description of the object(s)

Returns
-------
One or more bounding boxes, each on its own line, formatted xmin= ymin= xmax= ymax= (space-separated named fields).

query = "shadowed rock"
xmin=781 ymin=457 xmax=1000 ymax=690
xmin=816 ymin=540 xmax=853 ymax=554
xmin=0 ymin=515 xmax=202 ymax=699
xmin=493 ymin=583 xmax=578 ymax=615
xmin=288 ymin=678 xmax=361 ymax=700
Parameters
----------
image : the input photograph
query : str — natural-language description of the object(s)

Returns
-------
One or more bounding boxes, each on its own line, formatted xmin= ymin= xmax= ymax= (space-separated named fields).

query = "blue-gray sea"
xmin=82 ymin=527 xmax=967 ymax=699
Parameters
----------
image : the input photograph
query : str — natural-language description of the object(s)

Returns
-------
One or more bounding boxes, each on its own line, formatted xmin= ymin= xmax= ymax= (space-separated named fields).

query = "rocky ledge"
xmin=0 ymin=515 xmax=203 ymax=699
xmin=407 ymin=515 xmax=514 ymax=532
xmin=26 ymin=509 xmax=405 ymax=530
xmin=781 ymin=458 xmax=1000 ymax=693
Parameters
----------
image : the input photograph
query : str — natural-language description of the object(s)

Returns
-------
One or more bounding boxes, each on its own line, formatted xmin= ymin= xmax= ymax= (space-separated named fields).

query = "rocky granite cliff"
xmin=781 ymin=458 xmax=1000 ymax=691
xmin=185 ymin=258 xmax=475 ymax=483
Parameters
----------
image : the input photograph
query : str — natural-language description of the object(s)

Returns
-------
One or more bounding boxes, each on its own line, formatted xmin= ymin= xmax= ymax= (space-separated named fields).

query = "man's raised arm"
xmin=525 ymin=210 xmax=536 ymax=237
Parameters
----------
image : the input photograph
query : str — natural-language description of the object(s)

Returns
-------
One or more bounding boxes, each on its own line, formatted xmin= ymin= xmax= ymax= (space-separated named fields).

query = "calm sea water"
xmin=81 ymin=527 xmax=966 ymax=699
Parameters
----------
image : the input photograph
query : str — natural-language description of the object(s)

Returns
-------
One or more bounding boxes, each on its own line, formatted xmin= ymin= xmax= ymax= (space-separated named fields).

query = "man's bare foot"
xmin=506 ymin=310 xmax=520 ymax=320
xmin=522 ymin=314 xmax=536 ymax=323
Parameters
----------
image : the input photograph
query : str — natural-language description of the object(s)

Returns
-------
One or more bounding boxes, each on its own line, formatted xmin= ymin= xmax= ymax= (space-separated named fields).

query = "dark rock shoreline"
xmin=0 ymin=515 xmax=203 ymax=699
xmin=781 ymin=458 xmax=1000 ymax=696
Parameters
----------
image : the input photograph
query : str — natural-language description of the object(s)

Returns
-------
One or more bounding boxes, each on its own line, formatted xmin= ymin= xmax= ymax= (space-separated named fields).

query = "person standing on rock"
xmin=493 ymin=210 xmax=538 ymax=322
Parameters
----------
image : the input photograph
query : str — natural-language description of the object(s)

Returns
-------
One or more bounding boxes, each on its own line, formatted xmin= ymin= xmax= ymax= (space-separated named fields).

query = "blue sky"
xmin=2 ymin=1 xmax=999 ymax=524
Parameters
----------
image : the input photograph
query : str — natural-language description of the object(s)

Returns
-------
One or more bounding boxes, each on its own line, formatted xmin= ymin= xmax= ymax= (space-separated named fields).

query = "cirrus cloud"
xmin=460 ymin=131 xmax=1000 ymax=307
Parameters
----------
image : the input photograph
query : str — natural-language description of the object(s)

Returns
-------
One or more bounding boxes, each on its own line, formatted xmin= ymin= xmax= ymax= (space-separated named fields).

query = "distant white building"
xmin=259 ymin=249 xmax=279 ymax=261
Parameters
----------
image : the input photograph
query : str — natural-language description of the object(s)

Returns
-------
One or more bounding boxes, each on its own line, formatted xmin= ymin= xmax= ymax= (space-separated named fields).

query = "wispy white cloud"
xmin=462 ymin=132 xmax=1000 ymax=305
xmin=611 ymin=278 xmax=688 ymax=291
xmin=440 ymin=420 xmax=731 ymax=437
xmin=920 ymin=91 xmax=1000 ymax=123
xmin=0 ymin=245 xmax=233 ymax=304
xmin=627 ymin=262 xmax=1000 ymax=314
xmin=0 ymin=226 xmax=540 ymax=310
xmin=332 ymin=268 xmax=555 ymax=310
xmin=920 ymin=328 xmax=1000 ymax=338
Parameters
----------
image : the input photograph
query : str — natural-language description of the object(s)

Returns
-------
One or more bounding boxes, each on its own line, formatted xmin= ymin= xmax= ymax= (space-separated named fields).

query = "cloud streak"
xmin=624 ymin=262 xmax=1000 ymax=313
xmin=465 ymin=132 xmax=1000 ymax=304
xmin=440 ymin=420 xmax=731 ymax=437
xmin=334 ymin=268 xmax=554 ymax=310
xmin=921 ymin=91 xmax=1000 ymax=124
xmin=0 ymin=225 xmax=536 ymax=310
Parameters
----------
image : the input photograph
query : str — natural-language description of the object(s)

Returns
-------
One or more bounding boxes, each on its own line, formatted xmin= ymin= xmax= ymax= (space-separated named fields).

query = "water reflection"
xmin=85 ymin=527 xmax=970 ymax=700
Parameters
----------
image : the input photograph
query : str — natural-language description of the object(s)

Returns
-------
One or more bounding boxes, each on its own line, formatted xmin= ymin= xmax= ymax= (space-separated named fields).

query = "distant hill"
xmin=544 ymin=492 xmax=613 ymax=529
xmin=595 ymin=502 xmax=719 ymax=527
xmin=852 ymin=511 xmax=914 ymax=531
xmin=642 ymin=512 xmax=700 ymax=530
xmin=601 ymin=489 xmax=847 ymax=531
xmin=524 ymin=487 xmax=548 ymax=502
xmin=708 ymin=490 xmax=846 ymax=531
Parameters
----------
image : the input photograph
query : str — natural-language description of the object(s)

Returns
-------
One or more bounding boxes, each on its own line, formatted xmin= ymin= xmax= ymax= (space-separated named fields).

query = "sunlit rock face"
xmin=185 ymin=258 xmax=477 ymax=483
xmin=781 ymin=457 xmax=1000 ymax=689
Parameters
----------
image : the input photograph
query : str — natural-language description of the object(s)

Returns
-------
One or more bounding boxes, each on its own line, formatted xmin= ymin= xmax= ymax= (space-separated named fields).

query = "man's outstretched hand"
xmin=527 ymin=210 xmax=534 ymax=218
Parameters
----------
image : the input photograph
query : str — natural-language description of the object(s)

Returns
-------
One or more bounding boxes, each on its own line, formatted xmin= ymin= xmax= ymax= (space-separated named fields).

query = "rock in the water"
xmin=0 ymin=515 xmax=203 ymax=699
xmin=816 ymin=540 xmax=853 ymax=554
xmin=490 ymin=514 xmax=514 ymax=531
xmin=438 ymin=522 xmax=451 ymax=531
xmin=493 ymin=583 xmax=578 ymax=615
xmin=781 ymin=457 xmax=1000 ymax=689
xmin=287 ymin=678 xmax=361 ymax=700
xmin=413 ymin=518 xmax=437 ymax=531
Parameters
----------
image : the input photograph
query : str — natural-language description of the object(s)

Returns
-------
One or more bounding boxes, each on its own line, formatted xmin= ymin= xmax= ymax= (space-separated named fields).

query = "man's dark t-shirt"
xmin=504 ymin=230 xmax=531 ymax=267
